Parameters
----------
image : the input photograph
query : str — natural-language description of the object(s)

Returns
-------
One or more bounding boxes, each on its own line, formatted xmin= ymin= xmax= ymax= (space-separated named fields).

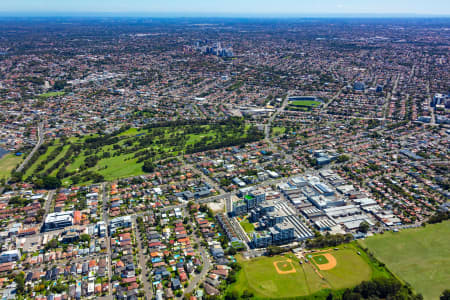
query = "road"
xmin=184 ymin=162 xmax=226 ymax=195
xmin=17 ymin=122 xmax=44 ymax=173
xmin=133 ymin=217 xmax=153 ymax=299
xmin=40 ymin=190 xmax=55 ymax=230
xmin=265 ymin=93 xmax=290 ymax=141
xmin=101 ymin=183 xmax=113 ymax=298
xmin=183 ymin=232 xmax=211 ymax=295
xmin=426 ymin=81 xmax=436 ymax=125
xmin=320 ymin=85 xmax=346 ymax=111
xmin=383 ymin=74 xmax=400 ymax=120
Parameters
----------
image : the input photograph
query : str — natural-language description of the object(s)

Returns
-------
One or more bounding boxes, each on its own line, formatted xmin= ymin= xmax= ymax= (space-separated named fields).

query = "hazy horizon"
xmin=0 ymin=12 xmax=449 ymax=19
xmin=0 ymin=0 xmax=449 ymax=17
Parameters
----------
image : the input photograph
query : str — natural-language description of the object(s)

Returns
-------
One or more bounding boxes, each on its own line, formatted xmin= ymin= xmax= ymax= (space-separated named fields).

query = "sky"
xmin=0 ymin=0 xmax=449 ymax=17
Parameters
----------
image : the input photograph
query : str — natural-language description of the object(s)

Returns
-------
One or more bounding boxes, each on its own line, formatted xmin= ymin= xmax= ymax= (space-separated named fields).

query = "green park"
xmin=288 ymin=99 xmax=322 ymax=111
xmin=0 ymin=153 xmax=23 ymax=180
xmin=7 ymin=118 xmax=263 ymax=186
xmin=359 ymin=221 xmax=450 ymax=300
xmin=227 ymin=244 xmax=389 ymax=299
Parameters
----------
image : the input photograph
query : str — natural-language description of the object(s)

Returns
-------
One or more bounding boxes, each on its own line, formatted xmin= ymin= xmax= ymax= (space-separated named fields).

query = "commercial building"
xmin=43 ymin=211 xmax=74 ymax=232
xmin=109 ymin=215 xmax=132 ymax=235
xmin=247 ymin=196 xmax=310 ymax=248
xmin=230 ymin=189 xmax=266 ymax=216
xmin=251 ymin=231 xmax=272 ymax=248
xmin=353 ymin=81 xmax=365 ymax=91
xmin=97 ymin=221 xmax=107 ymax=237
xmin=251 ymin=221 xmax=295 ymax=248
xmin=309 ymin=195 xmax=345 ymax=210
xmin=0 ymin=250 xmax=20 ymax=263
xmin=324 ymin=205 xmax=374 ymax=230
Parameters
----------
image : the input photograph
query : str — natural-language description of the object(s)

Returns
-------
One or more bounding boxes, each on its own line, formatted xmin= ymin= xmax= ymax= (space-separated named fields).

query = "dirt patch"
xmin=273 ymin=259 xmax=297 ymax=274
xmin=207 ymin=201 xmax=225 ymax=212
xmin=315 ymin=253 xmax=337 ymax=271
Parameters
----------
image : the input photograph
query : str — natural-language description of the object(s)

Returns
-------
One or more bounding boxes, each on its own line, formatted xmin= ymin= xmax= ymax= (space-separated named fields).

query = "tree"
xmin=225 ymin=290 xmax=239 ymax=300
xmin=80 ymin=234 xmax=91 ymax=243
xmin=53 ymin=80 xmax=67 ymax=90
xmin=46 ymin=238 xmax=59 ymax=249
xmin=342 ymin=289 xmax=362 ymax=300
xmin=267 ymin=245 xmax=284 ymax=256
xmin=35 ymin=208 xmax=46 ymax=222
xmin=42 ymin=176 xmax=62 ymax=189
xmin=358 ymin=221 xmax=370 ymax=234
xmin=441 ymin=290 xmax=450 ymax=300
xmin=91 ymin=173 xmax=104 ymax=183
xmin=227 ymin=247 xmax=237 ymax=255
xmin=71 ymin=175 xmax=82 ymax=184
xmin=242 ymin=290 xmax=254 ymax=299
xmin=14 ymin=272 xmax=25 ymax=295
xmin=142 ymin=160 xmax=156 ymax=173
xmin=338 ymin=154 xmax=350 ymax=163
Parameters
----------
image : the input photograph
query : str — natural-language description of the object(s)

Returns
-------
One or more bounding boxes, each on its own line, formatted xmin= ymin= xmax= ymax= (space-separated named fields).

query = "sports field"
xmin=229 ymin=246 xmax=374 ymax=298
xmin=0 ymin=153 xmax=22 ymax=179
xmin=359 ymin=221 xmax=450 ymax=300
xmin=308 ymin=248 xmax=372 ymax=289
xmin=38 ymin=91 xmax=66 ymax=98
xmin=312 ymin=254 xmax=329 ymax=265
xmin=289 ymin=100 xmax=321 ymax=107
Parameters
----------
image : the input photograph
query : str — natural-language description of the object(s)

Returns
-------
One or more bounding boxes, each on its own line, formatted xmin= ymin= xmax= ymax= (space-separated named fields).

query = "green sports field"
xmin=0 ymin=153 xmax=23 ymax=179
xmin=359 ymin=221 xmax=450 ymax=300
xmin=311 ymin=249 xmax=372 ymax=289
xmin=312 ymin=255 xmax=329 ymax=265
xmin=229 ymin=245 xmax=375 ymax=298
xmin=38 ymin=91 xmax=66 ymax=98
xmin=231 ymin=253 xmax=324 ymax=298
xmin=289 ymin=100 xmax=321 ymax=107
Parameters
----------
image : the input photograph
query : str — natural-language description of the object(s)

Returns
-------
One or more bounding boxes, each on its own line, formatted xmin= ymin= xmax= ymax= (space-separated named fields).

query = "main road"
xmin=101 ymin=183 xmax=113 ymax=299
xmin=17 ymin=122 xmax=44 ymax=173
xmin=265 ymin=92 xmax=290 ymax=141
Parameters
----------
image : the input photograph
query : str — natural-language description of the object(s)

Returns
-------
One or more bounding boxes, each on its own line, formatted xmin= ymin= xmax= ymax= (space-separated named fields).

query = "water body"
xmin=0 ymin=147 xmax=9 ymax=159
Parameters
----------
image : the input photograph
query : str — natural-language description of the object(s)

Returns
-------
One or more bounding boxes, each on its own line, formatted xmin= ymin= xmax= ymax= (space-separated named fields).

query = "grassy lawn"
xmin=0 ymin=153 xmax=22 ymax=179
xmin=359 ymin=221 xmax=450 ymax=300
xmin=312 ymin=255 xmax=329 ymax=265
xmin=228 ymin=244 xmax=383 ymax=299
xmin=230 ymin=253 xmax=325 ymax=298
xmin=96 ymin=154 xmax=145 ymax=181
xmin=38 ymin=91 xmax=66 ymax=98
xmin=289 ymin=100 xmax=321 ymax=107
xmin=47 ymin=145 xmax=71 ymax=176
xmin=117 ymin=127 xmax=142 ymax=137
xmin=240 ymin=219 xmax=255 ymax=235
xmin=24 ymin=144 xmax=58 ymax=178
xmin=22 ymin=120 xmax=262 ymax=185
xmin=65 ymin=152 xmax=86 ymax=173
xmin=272 ymin=126 xmax=286 ymax=136
xmin=310 ymin=248 xmax=372 ymax=289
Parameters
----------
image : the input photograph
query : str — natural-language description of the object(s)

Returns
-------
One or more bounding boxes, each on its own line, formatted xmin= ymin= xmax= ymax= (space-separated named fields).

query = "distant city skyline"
xmin=0 ymin=0 xmax=449 ymax=17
